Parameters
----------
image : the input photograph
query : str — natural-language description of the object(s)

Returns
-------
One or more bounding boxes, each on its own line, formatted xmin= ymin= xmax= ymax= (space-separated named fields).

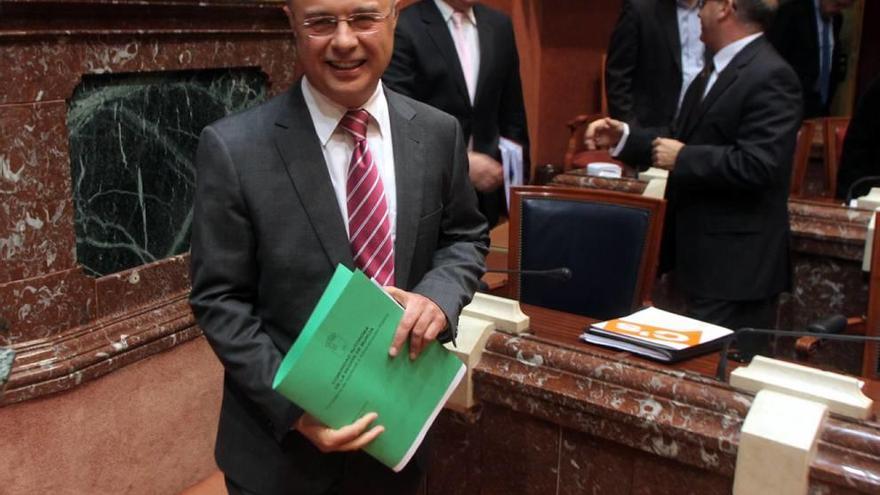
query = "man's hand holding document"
xmin=273 ymin=265 xmax=465 ymax=472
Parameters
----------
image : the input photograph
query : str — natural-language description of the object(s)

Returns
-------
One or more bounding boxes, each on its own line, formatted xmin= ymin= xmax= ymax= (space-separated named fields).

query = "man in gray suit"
xmin=188 ymin=0 xmax=489 ymax=492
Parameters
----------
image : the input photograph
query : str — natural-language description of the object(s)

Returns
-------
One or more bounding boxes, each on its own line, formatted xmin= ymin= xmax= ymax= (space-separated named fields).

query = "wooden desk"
xmin=522 ymin=304 xmax=732 ymax=378
xmin=427 ymin=305 xmax=880 ymax=495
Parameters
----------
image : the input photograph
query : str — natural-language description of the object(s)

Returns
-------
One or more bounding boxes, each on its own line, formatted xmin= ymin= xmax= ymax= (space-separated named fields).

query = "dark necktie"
xmin=340 ymin=109 xmax=395 ymax=286
xmin=675 ymin=60 xmax=714 ymax=138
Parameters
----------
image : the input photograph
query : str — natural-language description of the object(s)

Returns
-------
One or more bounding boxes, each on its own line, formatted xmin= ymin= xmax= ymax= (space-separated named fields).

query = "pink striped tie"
xmin=451 ymin=11 xmax=475 ymax=101
xmin=340 ymin=109 xmax=395 ymax=286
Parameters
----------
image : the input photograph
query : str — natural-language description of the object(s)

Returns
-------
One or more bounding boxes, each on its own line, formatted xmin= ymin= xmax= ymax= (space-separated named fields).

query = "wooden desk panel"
xmin=523 ymin=304 xmax=729 ymax=378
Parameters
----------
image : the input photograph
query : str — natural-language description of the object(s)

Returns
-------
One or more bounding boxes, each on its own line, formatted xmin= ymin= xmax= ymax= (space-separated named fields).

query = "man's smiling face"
xmin=285 ymin=0 xmax=399 ymax=108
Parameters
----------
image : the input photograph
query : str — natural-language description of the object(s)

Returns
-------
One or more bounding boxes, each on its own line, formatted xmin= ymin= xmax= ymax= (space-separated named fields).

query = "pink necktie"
xmin=340 ymin=109 xmax=395 ymax=286
xmin=451 ymin=11 xmax=475 ymax=101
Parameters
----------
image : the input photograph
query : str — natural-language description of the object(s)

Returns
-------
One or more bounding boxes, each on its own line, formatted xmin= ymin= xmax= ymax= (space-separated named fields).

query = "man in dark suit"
xmin=768 ymin=0 xmax=854 ymax=118
xmin=836 ymin=75 xmax=880 ymax=199
xmin=189 ymin=0 xmax=489 ymax=493
xmin=605 ymin=0 xmax=706 ymax=129
xmin=383 ymin=0 xmax=529 ymax=228
xmin=587 ymin=0 xmax=802 ymax=358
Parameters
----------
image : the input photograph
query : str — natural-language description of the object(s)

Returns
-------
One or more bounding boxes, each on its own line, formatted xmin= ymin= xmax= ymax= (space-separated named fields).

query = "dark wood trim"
xmin=790 ymin=119 xmax=817 ymax=198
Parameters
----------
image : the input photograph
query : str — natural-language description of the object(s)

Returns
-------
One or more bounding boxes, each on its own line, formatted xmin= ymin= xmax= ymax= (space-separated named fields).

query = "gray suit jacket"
xmin=189 ymin=80 xmax=488 ymax=494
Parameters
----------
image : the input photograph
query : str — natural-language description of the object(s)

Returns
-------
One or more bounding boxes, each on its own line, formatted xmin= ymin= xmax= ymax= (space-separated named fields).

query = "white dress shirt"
xmin=702 ymin=32 xmax=763 ymax=97
xmin=301 ymin=77 xmax=397 ymax=239
xmin=676 ymin=0 xmax=705 ymax=112
xmin=435 ymin=0 xmax=481 ymax=104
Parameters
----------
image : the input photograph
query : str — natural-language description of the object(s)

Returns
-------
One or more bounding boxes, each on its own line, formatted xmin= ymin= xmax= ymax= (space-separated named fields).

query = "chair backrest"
xmin=823 ymin=117 xmax=850 ymax=198
xmin=508 ymin=186 xmax=666 ymax=320
xmin=790 ymin=119 xmax=817 ymax=198
xmin=863 ymin=211 xmax=880 ymax=379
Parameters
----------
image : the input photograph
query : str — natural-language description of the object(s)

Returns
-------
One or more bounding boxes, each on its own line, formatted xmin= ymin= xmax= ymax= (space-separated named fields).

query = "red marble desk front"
xmin=426 ymin=304 xmax=880 ymax=495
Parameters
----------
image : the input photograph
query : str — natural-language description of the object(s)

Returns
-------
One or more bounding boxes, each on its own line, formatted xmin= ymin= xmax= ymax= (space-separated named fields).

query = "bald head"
xmin=733 ymin=0 xmax=778 ymax=30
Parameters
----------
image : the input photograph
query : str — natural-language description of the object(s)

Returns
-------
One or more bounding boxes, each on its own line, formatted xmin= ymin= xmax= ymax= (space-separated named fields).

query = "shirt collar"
xmin=300 ymin=76 xmax=389 ymax=147
xmin=712 ymin=32 xmax=763 ymax=75
xmin=676 ymin=0 xmax=698 ymax=11
xmin=435 ymin=0 xmax=477 ymax=25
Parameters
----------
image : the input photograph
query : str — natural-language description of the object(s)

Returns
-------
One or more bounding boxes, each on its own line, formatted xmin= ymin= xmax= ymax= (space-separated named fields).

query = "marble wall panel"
xmin=557 ymin=429 xmax=634 ymax=495
xmin=0 ymin=268 xmax=95 ymax=345
xmin=629 ymin=454 xmax=731 ymax=495
xmin=68 ymin=69 xmax=266 ymax=277
xmin=0 ymin=102 xmax=71 ymax=198
xmin=789 ymin=254 xmax=869 ymax=326
xmin=426 ymin=409 xmax=483 ymax=495
xmin=479 ymin=403 xmax=560 ymax=495
xmin=95 ymin=254 xmax=190 ymax=319
xmin=0 ymin=36 xmax=297 ymax=106
xmin=775 ymin=253 xmax=869 ymax=375
xmin=0 ymin=1 xmax=298 ymax=403
xmin=1 ymin=197 xmax=76 ymax=284
xmin=0 ymin=102 xmax=77 ymax=283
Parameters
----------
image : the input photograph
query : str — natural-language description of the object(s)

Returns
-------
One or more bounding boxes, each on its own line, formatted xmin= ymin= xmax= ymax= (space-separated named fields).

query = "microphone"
xmin=714 ymin=319 xmax=880 ymax=381
xmin=844 ymin=175 xmax=880 ymax=205
xmin=806 ymin=314 xmax=848 ymax=334
xmin=485 ymin=267 xmax=573 ymax=281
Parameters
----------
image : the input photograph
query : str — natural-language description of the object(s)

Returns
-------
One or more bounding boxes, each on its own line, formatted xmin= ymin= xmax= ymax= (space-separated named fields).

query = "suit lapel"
xmin=272 ymin=81 xmax=353 ymax=270
xmin=420 ymin=1 xmax=472 ymax=107
xmin=473 ymin=4 xmax=493 ymax=106
xmin=385 ymin=88 xmax=424 ymax=288
xmin=658 ymin=0 xmax=682 ymax=75
xmin=681 ymin=37 xmax=764 ymax=139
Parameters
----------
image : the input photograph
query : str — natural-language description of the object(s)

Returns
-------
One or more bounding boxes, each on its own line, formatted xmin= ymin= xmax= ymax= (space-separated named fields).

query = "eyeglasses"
xmin=300 ymin=6 xmax=396 ymax=38
xmin=697 ymin=0 xmax=732 ymax=8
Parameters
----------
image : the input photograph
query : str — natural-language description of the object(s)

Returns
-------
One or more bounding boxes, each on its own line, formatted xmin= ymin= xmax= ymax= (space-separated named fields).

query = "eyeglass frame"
xmin=298 ymin=5 xmax=397 ymax=39
xmin=697 ymin=0 xmax=734 ymax=9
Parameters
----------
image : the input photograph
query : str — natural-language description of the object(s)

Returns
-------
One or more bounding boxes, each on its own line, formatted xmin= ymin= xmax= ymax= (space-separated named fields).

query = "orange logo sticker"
xmin=603 ymin=320 xmax=703 ymax=346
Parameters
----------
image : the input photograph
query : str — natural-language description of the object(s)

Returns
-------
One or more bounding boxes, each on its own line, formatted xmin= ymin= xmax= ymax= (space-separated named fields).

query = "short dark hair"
xmin=734 ymin=0 xmax=778 ymax=30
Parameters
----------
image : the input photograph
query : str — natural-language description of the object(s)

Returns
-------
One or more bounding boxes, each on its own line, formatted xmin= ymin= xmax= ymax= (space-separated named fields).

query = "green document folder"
xmin=273 ymin=264 xmax=466 ymax=472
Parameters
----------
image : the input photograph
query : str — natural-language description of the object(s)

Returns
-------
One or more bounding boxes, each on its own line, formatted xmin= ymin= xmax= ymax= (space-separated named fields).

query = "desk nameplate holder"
xmin=444 ymin=293 xmax=531 ymax=411
xmin=729 ymin=356 xmax=873 ymax=495
xmin=639 ymin=167 xmax=669 ymax=200
xmin=862 ymin=206 xmax=880 ymax=271
xmin=460 ymin=292 xmax=530 ymax=334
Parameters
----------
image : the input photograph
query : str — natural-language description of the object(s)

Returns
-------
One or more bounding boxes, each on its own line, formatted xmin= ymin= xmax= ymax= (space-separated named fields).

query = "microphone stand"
xmin=714 ymin=329 xmax=880 ymax=381
xmin=485 ymin=267 xmax=573 ymax=281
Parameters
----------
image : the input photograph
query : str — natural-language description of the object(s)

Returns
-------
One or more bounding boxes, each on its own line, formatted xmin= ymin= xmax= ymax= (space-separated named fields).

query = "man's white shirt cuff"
xmin=610 ymin=123 xmax=630 ymax=157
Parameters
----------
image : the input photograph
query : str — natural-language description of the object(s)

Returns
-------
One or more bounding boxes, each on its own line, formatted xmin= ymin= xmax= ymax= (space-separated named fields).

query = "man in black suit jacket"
xmin=588 ymin=0 xmax=802 ymax=358
xmin=836 ymin=75 xmax=880 ymax=199
xmin=383 ymin=0 xmax=529 ymax=228
xmin=189 ymin=0 xmax=488 ymax=493
xmin=605 ymin=0 xmax=705 ymax=128
xmin=768 ymin=0 xmax=854 ymax=118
